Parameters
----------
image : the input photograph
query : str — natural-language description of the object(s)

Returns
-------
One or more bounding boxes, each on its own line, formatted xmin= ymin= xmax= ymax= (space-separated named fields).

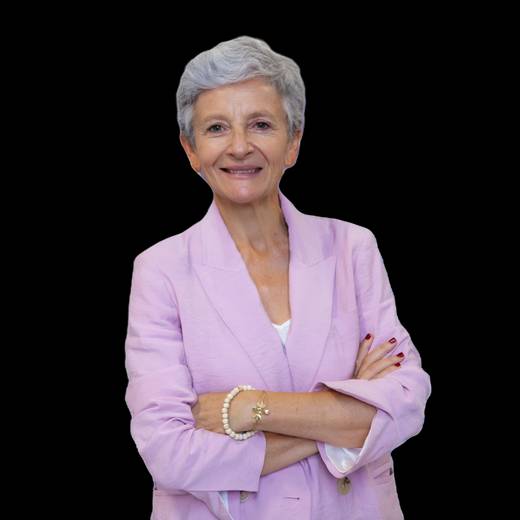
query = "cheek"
xmin=192 ymin=140 xmax=219 ymax=161
xmin=263 ymin=144 xmax=291 ymax=164
xmin=198 ymin=152 xmax=220 ymax=170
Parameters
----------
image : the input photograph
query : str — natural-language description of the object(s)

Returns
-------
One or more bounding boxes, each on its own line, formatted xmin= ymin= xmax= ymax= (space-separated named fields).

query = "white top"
xmin=218 ymin=318 xmax=362 ymax=515
xmin=271 ymin=317 xmax=291 ymax=346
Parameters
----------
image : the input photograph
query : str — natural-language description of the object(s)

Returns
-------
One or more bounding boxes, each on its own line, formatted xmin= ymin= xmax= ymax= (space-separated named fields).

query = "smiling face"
xmin=179 ymin=77 xmax=302 ymax=205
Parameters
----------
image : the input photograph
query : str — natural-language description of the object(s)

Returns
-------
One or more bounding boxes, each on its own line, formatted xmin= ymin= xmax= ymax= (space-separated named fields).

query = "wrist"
xmin=233 ymin=389 xmax=262 ymax=432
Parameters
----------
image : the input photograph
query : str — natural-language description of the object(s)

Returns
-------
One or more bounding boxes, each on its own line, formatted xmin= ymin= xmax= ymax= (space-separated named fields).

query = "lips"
xmin=221 ymin=167 xmax=262 ymax=174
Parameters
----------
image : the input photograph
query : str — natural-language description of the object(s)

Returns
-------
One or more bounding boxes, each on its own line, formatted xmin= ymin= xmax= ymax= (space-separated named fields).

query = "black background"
xmin=31 ymin=17 xmax=493 ymax=519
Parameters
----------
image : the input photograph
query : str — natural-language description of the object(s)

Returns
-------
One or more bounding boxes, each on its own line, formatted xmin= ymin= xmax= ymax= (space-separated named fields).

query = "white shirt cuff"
xmin=325 ymin=444 xmax=362 ymax=473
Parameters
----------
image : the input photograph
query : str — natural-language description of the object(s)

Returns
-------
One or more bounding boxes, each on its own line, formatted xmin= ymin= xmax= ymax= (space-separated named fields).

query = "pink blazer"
xmin=124 ymin=187 xmax=432 ymax=519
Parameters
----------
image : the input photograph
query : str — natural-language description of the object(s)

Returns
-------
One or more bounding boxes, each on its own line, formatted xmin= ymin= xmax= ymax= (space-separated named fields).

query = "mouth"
xmin=220 ymin=167 xmax=263 ymax=175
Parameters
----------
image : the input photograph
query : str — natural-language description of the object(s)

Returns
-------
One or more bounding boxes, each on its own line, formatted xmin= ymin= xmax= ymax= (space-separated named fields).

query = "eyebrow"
xmin=200 ymin=111 xmax=277 ymax=124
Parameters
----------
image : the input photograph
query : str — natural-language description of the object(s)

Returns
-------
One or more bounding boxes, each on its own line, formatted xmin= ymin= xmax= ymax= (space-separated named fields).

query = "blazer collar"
xmin=192 ymin=186 xmax=337 ymax=392
xmin=199 ymin=186 xmax=327 ymax=270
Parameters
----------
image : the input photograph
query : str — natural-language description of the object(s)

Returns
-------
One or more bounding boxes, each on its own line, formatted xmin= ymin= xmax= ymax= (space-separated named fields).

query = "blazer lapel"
xmin=191 ymin=186 xmax=337 ymax=393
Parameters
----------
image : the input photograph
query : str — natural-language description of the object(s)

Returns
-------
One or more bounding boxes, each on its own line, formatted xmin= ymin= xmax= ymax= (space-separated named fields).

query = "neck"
xmin=215 ymin=191 xmax=289 ymax=262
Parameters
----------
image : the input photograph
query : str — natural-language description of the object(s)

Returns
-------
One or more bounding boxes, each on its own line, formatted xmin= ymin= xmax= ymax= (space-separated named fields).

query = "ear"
xmin=284 ymin=130 xmax=303 ymax=169
xmin=179 ymin=133 xmax=201 ymax=173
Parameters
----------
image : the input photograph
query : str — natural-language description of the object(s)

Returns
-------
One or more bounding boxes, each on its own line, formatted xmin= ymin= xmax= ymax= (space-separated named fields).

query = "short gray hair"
xmin=176 ymin=36 xmax=306 ymax=147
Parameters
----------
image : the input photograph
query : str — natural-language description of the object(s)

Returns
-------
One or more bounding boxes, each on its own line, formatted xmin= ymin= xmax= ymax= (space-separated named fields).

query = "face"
xmin=180 ymin=77 xmax=302 ymax=205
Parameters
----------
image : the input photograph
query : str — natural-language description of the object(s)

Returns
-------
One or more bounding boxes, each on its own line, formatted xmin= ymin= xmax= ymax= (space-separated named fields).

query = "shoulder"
xmin=132 ymin=225 xmax=194 ymax=275
xmin=314 ymin=214 xmax=378 ymax=254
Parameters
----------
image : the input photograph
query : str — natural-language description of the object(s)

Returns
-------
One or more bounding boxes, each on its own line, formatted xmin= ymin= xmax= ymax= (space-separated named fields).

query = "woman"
xmin=124 ymin=36 xmax=432 ymax=520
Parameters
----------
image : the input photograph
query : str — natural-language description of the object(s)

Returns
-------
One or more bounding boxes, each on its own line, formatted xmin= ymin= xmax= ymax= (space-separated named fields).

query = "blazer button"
xmin=240 ymin=490 xmax=249 ymax=502
xmin=337 ymin=476 xmax=352 ymax=495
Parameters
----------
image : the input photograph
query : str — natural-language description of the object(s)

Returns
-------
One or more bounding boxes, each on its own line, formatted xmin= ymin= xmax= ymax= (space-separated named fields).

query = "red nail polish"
xmin=389 ymin=338 xmax=396 ymax=343
xmin=394 ymin=362 xmax=401 ymax=367
xmin=397 ymin=352 xmax=404 ymax=357
xmin=365 ymin=333 xmax=371 ymax=340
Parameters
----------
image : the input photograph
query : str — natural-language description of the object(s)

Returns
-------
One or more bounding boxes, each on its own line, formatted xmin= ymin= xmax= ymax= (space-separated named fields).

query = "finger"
xmin=355 ymin=334 xmax=374 ymax=377
xmin=357 ymin=338 xmax=398 ymax=375
xmin=372 ymin=363 xmax=402 ymax=379
xmin=358 ymin=353 xmax=403 ymax=380
xmin=355 ymin=334 xmax=374 ymax=369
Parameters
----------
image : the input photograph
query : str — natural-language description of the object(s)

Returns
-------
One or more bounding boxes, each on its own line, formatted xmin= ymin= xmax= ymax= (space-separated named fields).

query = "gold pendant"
xmin=252 ymin=400 xmax=270 ymax=422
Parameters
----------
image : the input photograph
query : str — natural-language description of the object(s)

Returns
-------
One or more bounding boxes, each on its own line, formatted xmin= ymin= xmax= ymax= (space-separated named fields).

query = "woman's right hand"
xmin=354 ymin=334 xmax=404 ymax=380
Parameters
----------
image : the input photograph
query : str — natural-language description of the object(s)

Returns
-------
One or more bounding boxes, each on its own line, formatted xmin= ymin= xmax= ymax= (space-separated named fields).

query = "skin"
xmin=181 ymin=78 xmax=403 ymax=474
xmin=179 ymin=77 xmax=302 ymax=261
xmin=190 ymin=335 xmax=403 ymax=476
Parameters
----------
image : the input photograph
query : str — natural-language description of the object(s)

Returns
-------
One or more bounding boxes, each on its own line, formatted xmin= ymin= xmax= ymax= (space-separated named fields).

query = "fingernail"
xmin=389 ymin=337 xmax=397 ymax=343
xmin=365 ymin=333 xmax=371 ymax=340
xmin=394 ymin=362 xmax=401 ymax=367
xmin=397 ymin=352 xmax=404 ymax=358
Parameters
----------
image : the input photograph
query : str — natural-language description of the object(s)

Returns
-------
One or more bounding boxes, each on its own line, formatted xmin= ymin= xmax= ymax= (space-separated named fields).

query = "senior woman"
xmin=124 ymin=36 xmax=432 ymax=520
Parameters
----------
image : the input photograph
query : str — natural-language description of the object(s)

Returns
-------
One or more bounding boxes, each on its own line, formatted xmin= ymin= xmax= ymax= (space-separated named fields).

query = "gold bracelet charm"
xmin=252 ymin=391 xmax=270 ymax=428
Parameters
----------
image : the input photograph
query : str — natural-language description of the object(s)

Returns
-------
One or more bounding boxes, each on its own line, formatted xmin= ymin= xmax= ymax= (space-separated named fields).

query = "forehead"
xmin=193 ymin=78 xmax=285 ymax=123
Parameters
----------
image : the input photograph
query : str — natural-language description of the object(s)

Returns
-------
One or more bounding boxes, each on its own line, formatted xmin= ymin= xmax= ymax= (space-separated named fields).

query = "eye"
xmin=207 ymin=124 xmax=225 ymax=133
xmin=254 ymin=121 xmax=271 ymax=130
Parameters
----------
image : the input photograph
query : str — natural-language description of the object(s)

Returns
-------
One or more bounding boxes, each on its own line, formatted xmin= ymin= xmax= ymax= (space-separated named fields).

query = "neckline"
xmin=272 ymin=318 xmax=291 ymax=327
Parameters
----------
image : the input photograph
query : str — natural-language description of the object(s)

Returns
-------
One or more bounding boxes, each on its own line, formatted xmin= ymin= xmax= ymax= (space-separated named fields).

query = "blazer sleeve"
xmin=311 ymin=228 xmax=432 ymax=478
xmin=124 ymin=253 xmax=267 ymax=494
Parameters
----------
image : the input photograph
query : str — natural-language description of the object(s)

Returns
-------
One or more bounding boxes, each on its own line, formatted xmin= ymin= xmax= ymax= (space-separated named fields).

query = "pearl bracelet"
xmin=222 ymin=385 xmax=263 ymax=440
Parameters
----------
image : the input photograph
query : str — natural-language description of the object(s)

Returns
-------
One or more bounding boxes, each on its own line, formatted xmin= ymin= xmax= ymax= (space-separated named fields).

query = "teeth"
xmin=225 ymin=168 xmax=260 ymax=174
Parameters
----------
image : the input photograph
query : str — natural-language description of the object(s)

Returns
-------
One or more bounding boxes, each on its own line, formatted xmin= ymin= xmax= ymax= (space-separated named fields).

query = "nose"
xmin=227 ymin=128 xmax=254 ymax=158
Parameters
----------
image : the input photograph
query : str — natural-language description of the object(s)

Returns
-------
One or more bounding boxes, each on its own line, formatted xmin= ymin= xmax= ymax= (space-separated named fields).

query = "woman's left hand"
xmin=191 ymin=391 xmax=248 ymax=434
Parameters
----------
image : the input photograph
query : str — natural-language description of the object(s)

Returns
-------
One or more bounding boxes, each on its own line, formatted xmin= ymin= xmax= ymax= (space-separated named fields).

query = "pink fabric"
xmin=124 ymin=186 xmax=432 ymax=519
xmin=218 ymin=319 xmax=363 ymax=514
